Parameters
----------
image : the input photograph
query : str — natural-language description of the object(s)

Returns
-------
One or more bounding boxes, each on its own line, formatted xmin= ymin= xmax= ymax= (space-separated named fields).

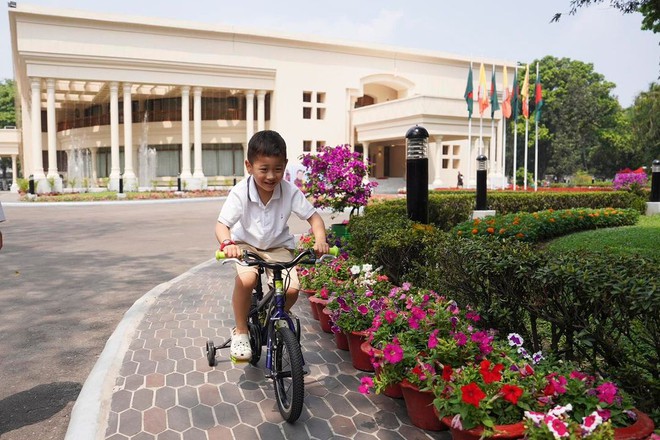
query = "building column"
xmin=431 ymin=135 xmax=444 ymax=187
xmin=180 ymin=86 xmax=192 ymax=181
xmin=10 ymin=154 xmax=18 ymax=192
xmin=45 ymin=79 xmax=63 ymax=192
xmin=108 ymin=81 xmax=121 ymax=191
xmin=190 ymin=86 xmax=206 ymax=189
xmin=89 ymin=147 xmax=98 ymax=184
xmin=256 ymin=90 xmax=266 ymax=132
xmin=30 ymin=78 xmax=46 ymax=192
xmin=122 ymin=83 xmax=137 ymax=190
xmin=362 ymin=141 xmax=370 ymax=178
xmin=245 ymin=89 xmax=255 ymax=154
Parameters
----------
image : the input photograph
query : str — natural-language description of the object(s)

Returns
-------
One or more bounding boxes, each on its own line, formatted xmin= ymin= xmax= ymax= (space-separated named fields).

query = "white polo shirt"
xmin=218 ymin=176 xmax=317 ymax=250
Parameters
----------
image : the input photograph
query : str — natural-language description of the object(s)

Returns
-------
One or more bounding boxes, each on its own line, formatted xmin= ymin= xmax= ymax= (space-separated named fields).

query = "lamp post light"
xmin=405 ymin=125 xmax=429 ymax=224
xmin=651 ymin=159 xmax=660 ymax=203
xmin=476 ymin=154 xmax=488 ymax=211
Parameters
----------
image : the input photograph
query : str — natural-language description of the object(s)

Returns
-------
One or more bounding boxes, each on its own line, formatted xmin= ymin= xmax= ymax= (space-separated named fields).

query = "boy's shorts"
xmin=234 ymin=243 xmax=300 ymax=291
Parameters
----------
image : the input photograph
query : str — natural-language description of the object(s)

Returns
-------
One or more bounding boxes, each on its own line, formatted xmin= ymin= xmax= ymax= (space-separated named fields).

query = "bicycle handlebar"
xmin=215 ymin=245 xmax=339 ymax=268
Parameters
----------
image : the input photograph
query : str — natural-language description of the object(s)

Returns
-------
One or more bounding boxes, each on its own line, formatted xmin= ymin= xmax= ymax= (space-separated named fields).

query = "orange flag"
xmin=501 ymin=66 xmax=512 ymax=119
xmin=521 ymin=64 xmax=530 ymax=119
xmin=478 ymin=63 xmax=489 ymax=116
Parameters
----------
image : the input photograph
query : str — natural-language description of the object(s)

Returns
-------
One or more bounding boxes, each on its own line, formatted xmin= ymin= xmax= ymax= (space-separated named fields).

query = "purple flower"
xmin=507 ymin=333 xmax=524 ymax=347
xmin=357 ymin=305 xmax=369 ymax=315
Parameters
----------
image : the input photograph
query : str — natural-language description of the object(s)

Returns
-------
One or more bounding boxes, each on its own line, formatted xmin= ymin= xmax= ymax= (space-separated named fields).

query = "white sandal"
xmin=230 ymin=328 xmax=252 ymax=362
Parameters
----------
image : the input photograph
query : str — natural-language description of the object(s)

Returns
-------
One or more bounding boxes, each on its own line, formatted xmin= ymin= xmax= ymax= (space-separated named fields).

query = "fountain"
xmin=67 ymin=135 xmax=93 ymax=191
xmin=138 ymin=112 xmax=157 ymax=190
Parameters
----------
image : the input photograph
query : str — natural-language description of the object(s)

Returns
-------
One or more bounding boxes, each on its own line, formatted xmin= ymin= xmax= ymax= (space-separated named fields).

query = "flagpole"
xmin=512 ymin=64 xmax=518 ymax=191
xmin=534 ymin=62 xmax=539 ymax=192
xmin=467 ymin=117 xmax=472 ymax=188
xmin=524 ymin=118 xmax=529 ymax=191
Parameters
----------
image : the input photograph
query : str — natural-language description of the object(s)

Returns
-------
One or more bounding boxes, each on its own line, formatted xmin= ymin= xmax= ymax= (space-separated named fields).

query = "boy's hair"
xmin=247 ymin=130 xmax=287 ymax=163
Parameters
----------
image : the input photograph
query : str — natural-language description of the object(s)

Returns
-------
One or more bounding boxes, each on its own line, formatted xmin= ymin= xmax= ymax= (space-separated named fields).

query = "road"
xmin=0 ymin=198 xmax=346 ymax=439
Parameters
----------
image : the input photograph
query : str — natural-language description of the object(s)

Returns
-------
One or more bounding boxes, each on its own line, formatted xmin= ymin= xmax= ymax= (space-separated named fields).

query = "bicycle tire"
xmin=248 ymin=322 xmax=261 ymax=365
xmin=273 ymin=326 xmax=305 ymax=422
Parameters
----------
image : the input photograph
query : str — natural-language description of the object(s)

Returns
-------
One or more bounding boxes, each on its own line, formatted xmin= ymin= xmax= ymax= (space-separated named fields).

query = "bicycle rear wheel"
xmin=273 ymin=326 xmax=304 ymax=422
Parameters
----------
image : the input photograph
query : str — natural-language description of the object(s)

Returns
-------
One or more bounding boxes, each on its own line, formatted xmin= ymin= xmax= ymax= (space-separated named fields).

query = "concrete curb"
xmin=64 ymin=259 xmax=217 ymax=440
xmin=1 ymin=196 xmax=227 ymax=208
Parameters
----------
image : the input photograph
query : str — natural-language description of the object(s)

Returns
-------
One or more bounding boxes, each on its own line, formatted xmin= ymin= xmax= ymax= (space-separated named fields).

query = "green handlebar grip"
xmin=329 ymin=246 xmax=339 ymax=256
xmin=215 ymin=250 xmax=226 ymax=260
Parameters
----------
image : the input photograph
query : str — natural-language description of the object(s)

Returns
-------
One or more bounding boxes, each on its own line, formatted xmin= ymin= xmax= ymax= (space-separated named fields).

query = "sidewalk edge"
xmin=64 ymin=258 xmax=217 ymax=440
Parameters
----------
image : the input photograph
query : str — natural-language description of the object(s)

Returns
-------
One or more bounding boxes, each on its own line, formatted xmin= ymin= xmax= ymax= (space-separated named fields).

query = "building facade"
xmin=7 ymin=4 xmax=512 ymax=193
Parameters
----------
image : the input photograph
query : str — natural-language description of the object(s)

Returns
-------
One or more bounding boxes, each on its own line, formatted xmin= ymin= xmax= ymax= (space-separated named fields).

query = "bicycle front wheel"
xmin=273 ymin=326 xmax=304 ymax=422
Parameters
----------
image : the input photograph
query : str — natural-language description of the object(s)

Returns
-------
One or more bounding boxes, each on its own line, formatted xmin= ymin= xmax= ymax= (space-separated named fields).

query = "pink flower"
xmin=596 ymin=382 xmax=618 ymax=404
xmin=357 ymin=305 xmax=369 ymax=315
xmin=383 ymin=342 xmax=403 ymax=364
xmin=450 ymin=414 xmax=463 ymax=430
xmin=428 ymin=329 xmax=439 ymax=349
xmin=358 ymin=376 xmax=374 ymax=394
xmin=581 ymin=411 xmax=603 ymax=435
xmin=453 ymin=332 xmax=467 ymax=346
xmin=545 ymin=415 xmax=570 ymax=438
xmin=384 ymin=310 xmax=397 ymax=324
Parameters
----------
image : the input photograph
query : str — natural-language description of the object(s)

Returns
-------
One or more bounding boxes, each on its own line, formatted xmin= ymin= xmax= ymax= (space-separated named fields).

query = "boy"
xmin=215 ymin=130 xmax=329 ymax=362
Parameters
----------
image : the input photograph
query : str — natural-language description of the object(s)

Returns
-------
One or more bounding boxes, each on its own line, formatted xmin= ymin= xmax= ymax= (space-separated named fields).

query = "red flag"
xmin=501 ymin=66 xmax=512 ymax=119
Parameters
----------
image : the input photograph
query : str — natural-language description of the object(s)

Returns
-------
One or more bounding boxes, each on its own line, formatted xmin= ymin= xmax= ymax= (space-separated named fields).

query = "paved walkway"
xmin=69 ymin=258 xmax=450 ymax=439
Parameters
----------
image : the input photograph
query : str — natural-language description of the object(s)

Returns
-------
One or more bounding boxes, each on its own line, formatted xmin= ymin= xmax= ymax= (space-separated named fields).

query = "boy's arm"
xmin=307 ymin=212 xmax=329 ymax=255
xmin=215 ymin=221 xmax=240 ymax=258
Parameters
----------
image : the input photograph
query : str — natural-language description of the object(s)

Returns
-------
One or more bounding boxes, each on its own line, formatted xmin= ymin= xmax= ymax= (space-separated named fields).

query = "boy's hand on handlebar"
xmin=313 ymin=241 xmax=330 ymax=256
xmin=221 ymin=244 xmax=241 ymax=259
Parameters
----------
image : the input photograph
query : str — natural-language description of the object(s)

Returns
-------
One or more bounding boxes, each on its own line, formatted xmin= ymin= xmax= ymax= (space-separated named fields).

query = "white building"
xmin=7 ymin=3 xmax=512 ymax=193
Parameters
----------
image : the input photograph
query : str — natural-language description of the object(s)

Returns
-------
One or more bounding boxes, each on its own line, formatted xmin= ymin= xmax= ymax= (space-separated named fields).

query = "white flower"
xmin=548 ymin=404 xmax=572 ymax=417
xmin=581 ymin=411 xmax=603 ymax=435
xmin=362 ymin=264 xmax=373 ymax=273
xmin=350 ymin=265 xmax=361 ymax=275
xmin=524 ymin=411 xmax=545 ymax=425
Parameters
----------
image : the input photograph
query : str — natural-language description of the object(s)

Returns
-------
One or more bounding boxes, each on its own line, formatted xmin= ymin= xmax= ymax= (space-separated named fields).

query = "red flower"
xmin=479 ymin=360 xmax=504 ymax=384
xmin=442 ymin=365 xmax=453 ymax=382
xmin=461 ymin=382 xmax=486 ymax=408
xmin=500 ymin=384 xmax=524 ymax=404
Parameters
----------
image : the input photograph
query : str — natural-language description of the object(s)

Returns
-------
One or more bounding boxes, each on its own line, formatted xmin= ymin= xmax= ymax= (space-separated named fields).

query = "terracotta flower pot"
xmin=319 ymin=307 xmax=333 ymax=333
xmin=345 ymin=330 xmax=374 ymax=372
xmin=440 ymin=415 xmax=523 ymax=440
xmin=614 ymin=409 xmax=655 ymax=440
xmin=400 ymin=379 xmax=447 ymax=431
xmin=334 ymin=330 xmax=349 ymax=351
xmin=360 ymin=340 xmax=402 ymax=398
xmin=307 ymin=295 xmax=328 ymax=321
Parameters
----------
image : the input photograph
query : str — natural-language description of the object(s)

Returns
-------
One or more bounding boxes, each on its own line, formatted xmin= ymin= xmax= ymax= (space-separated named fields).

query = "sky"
xmin=1 ymin=1 xmax=658 ymax=108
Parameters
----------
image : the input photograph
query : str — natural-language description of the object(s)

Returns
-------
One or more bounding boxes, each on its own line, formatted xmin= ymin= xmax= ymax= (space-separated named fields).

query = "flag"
xmin=478 ymin=63 xmax=489 ymax=116
xmin=521 ymin=64 xmax=530 ymax=119
xmin=512 ymin=68 xmax=519 ymax=121
xmin=501 ymin=66 xmax=512 ymax=119
xmin=464 ymin=65 xmax=474 ymax=119
xmin=535 ymin=68 xmax=543 ymax=122
xmin=490 ymin=67 xmax=500 ymax=119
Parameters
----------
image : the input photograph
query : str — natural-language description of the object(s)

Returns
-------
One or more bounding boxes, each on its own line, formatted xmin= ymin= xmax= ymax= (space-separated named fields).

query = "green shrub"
xmin=451 ymin=207 xmax=639 ymax=242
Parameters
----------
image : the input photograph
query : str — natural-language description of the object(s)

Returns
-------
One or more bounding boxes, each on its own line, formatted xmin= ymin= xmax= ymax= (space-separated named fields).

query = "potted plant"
xmin=300 ymin=144 xmax=377 ymax=237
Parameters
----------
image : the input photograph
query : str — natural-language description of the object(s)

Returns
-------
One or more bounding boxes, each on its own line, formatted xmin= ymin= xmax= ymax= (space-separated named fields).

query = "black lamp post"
xmin=651 ymin=159 xmax=660 ymax=203
xmin=405 ymin=125 xmax=429 ymax=224
xmin=476 ymin=155 xmax=488 ymax=211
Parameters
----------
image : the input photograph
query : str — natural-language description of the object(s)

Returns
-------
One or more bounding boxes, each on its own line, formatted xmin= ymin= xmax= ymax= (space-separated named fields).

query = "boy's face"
xmin=246 ymin=155 xmax=288 ymax=195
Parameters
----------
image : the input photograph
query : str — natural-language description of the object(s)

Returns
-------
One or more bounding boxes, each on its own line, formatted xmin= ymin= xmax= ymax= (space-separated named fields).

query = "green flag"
xmin=511 ymin=68 xmax=519 ymax=122
xmin=464 ymin=65 xmax=474 ymax=119
xmin=490 ymin=67 xmax=500 ymax=119
xmin=535 ymin=69 xmax=543 ymax=122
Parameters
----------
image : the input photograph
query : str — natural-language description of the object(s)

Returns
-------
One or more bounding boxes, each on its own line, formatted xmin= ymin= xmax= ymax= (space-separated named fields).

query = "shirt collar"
xmin=247 ymin=176 xmax=282 ymax=205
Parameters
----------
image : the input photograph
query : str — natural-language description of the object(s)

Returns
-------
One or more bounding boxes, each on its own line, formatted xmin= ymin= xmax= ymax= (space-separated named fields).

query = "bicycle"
xmin=206 ymin=246 xmax=338 ymax=422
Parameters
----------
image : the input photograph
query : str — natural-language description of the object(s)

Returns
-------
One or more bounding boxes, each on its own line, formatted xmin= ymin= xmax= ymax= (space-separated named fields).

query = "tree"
xmin=556 ymin=1 xmax=660 ymax=33
xmin=507 ymin=56 xmax=623 ymax=180
xmin=0 ymin=79 xmax=16 ymax=127
xmin=628 ymin=82 xmax=660 ymax=167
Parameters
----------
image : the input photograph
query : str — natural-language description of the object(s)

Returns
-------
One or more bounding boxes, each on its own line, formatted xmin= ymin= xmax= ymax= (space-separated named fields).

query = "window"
xmin=198 ymin=143 xmax=245 ymax=176
xmin=302 ymin=90 xmax=326 ymax=120
xmin=316 ymin=141 xmax=325 ymax=151
xmin=303 ymin=140 xmax=312 ymax=152
xmin=440 ymin=144 xmax=461 ymax=169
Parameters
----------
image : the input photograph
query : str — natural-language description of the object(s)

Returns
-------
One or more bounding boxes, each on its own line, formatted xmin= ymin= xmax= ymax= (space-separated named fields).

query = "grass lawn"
xmin=546 ymin=214 xmax=660 ymax=260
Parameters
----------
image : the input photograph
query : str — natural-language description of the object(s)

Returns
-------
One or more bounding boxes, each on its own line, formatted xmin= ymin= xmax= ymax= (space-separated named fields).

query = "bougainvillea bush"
xmin=300 ymin=145 xmax=377 ymax=214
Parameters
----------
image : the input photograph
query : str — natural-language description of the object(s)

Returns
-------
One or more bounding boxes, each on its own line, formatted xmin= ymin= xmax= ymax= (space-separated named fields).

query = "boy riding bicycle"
xmin=215 ymin=130 xmax=329 ymax=362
